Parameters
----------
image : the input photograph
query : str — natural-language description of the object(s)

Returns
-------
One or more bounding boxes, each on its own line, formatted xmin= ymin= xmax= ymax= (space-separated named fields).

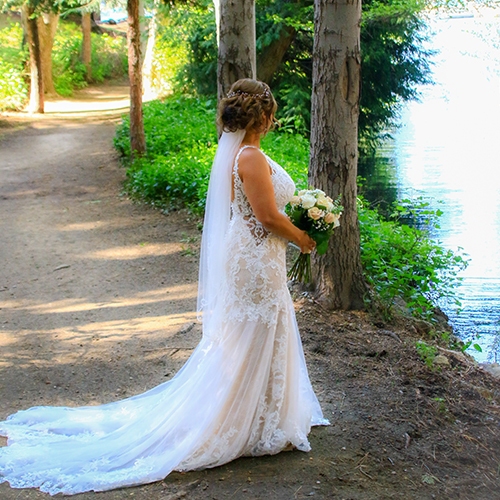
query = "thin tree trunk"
xmin=82 ymin=12 xmax=92 ymax=80
xmin=308 ymin=0 xmax=366 ymax=310
xmin=217 ymin=0 xmax=256 ymax=105
xmin=257 ymin=26 xmax=296 ymax=84
xmin=25 ymin=5 xmax=44 ymax=113
xmin=37 ymin=12 xmax=59 ymax=96
xmin=142 ymin=0 xmax=158 ymax=100
xmin=138 ymin=0 xmax=148 ymax=66
xmin=127 ymin=0 xmax=146 ymax=157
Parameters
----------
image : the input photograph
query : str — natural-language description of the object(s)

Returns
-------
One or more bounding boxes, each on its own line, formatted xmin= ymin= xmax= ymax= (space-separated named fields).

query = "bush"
xmin=0 ymin=57 xmax=27 ymax=111
xmin=115 ymin=95 xmax=310 ymax=212
xmin=115 ymin=95 xmax=466 ymax=320
xmin=53 ymin=23 xmax=128 ymax=96
xmin=359 ymin=198 xmax=468 ymax=320
xmin=0 ymin=21 xmax=28 ymax=110
xmin=0 ymin=17 xmax=128 ymax=103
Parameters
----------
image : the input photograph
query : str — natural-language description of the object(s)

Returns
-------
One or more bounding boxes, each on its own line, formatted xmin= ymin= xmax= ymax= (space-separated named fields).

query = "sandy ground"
xmin=0 ymin=87 xmax=499 ymax=500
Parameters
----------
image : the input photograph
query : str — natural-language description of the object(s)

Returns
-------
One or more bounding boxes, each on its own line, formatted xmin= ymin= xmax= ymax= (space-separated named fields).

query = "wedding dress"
xmin=0 ymin=133 xmax=328 ymax=496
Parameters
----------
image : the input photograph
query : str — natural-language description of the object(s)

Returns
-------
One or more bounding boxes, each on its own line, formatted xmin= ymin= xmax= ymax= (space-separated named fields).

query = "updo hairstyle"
xmin=218 ymin=79 xmax=277 ymax=134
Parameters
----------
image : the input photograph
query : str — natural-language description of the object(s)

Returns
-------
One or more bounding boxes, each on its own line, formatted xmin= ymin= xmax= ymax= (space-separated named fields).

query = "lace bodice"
xmin=232 ymin=145 xmax=295 ymax=220
xmin=221 ymin=146 xmax=296 ymax=327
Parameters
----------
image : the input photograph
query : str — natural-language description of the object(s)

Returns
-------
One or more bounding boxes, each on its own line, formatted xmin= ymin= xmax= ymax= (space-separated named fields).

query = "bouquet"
xmin=286 ymin=189 xmax=343 ymax=283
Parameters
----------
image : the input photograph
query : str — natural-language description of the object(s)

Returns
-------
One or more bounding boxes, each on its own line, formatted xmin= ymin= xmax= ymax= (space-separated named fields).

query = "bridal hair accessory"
xmin=227 ymin=88 xmax=270 ymax=99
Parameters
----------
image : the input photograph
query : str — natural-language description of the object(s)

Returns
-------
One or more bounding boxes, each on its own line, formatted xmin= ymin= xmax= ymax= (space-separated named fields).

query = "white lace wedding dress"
xmin=0 ymin=145 xmax=328 ymax=496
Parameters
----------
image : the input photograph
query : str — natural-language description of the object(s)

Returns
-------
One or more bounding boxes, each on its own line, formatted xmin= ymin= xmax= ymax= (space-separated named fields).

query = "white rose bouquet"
xmin=286 ymin=188 xmax=343 ymax=283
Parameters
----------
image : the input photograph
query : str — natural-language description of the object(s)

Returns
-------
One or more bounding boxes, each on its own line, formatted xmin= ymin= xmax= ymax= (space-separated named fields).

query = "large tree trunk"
xmin=37 ymin=12 xmax=59 ymax=96
xmin=127 ymin=0 xmax=146 ymax=157
xmin=216 ymin=0 xmax=256 ymax=104
xmin=308 ymin=0 xmax=366 ymax=310
xmin=25 ymin=5 xmax=44 ymax=113
xmin=82 ymin=12 xmax=92 ymax=80
xmin=257 ymin=26 xmax=296 ymax=84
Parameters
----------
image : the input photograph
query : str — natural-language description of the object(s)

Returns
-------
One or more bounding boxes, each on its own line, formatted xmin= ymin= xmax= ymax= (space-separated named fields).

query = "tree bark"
xmin=257 ymin=26 xmax=296 ymax=84
xmin=127 ymin=0 xmax=146 ymax=157
xmin=142 ymin=3 xmax=157 ymax=101
xmin=138 ymin=0 xmax=148 ymax=66
xmin=37 ymin=12 xmax=59 ymax=96
xmin=308 ymin=0 xmax=366 ymax=310
xmin=82 ymin=12 xmax=92 ymax=80
xmin=217 ymin=0 xmax=256 ymax=105
xmin=25 ymin=5 xmax=44 ymax=113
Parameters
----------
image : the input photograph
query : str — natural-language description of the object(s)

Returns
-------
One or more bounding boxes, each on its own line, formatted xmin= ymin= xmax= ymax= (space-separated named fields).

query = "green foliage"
xmin=0 ymin=56 xmax=27 ymax=110
xmin=171 ymin=3 xmax=217 ymax=95
xmin=359 ymin=0 xmax=433 ymax=151
xmin=0 ymin=16 xmax=127 ymax=103
xmin=115 ymin=95 xmax=312 ymax=214
xmin=115 ymin=95 xmax=468 ymax=323
xmin=416 ymin=341 xmax=438 ymax=368
xmin=359 ymin=197 xmax=469 ymax=320
xmin=169 ymin=0 xmax=432 ymax=143
xmin=0 ymin=20 xmax=27 ymax=110
xmin=147 ymin=6 xmax=191 ymax=96
xmin=52 ymin=22 xmax=127 ymax=96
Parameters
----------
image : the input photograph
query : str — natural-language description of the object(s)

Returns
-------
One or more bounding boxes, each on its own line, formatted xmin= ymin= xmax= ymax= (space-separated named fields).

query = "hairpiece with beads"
xmin=227 ymin=87 xmax=270 ymax=99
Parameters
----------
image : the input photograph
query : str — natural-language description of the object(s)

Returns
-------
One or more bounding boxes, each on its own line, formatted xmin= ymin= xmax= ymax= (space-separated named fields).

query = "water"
xmin=366 ymin=14 xmax=500 ymax=362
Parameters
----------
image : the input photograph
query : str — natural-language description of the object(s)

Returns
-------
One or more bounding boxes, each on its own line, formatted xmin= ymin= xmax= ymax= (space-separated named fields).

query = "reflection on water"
xmin=365 ymin=14 xmax=500 ymax=361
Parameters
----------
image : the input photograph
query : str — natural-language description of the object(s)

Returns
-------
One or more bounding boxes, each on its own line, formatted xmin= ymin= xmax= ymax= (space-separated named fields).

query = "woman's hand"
xmin=297 ymin=231 xmax=316 ymax=254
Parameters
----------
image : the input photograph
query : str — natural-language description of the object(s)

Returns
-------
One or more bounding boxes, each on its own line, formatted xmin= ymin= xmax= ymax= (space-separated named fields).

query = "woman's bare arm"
xmin=236 ymin=148 xmax=315 ymax=253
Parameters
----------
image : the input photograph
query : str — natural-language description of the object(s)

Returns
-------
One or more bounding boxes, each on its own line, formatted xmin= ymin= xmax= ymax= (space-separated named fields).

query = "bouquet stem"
xmin=288 ymin=253 xmax=312 ymax=283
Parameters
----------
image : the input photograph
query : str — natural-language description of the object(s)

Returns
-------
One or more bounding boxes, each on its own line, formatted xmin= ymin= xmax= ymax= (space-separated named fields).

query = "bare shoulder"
xmin=236 ymin=147 xmax=270 ymax=179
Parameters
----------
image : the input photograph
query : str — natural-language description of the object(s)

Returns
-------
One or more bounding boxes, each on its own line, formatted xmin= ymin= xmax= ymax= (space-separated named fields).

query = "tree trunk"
xmin=138 ymin=0 xmax=148 ymax=66
xmin=25 ymin=5 xmax=44 ymax=113
xmin=217 ymin=0 xmax=256 ymax=104
xmin=82 ymin=12 xmax=92 ymax=81
xmin=257 ymin=26 xmax=296 ymax=84
xmin=127 ymin=0 xmax=146 ymax=157
xmin=142 ymin=0 xmax=158 ymax=100
xmin=37 ymin=12 xmax=59 ymax=96
xmin=308 ymin=0 xmax=366 ymax=310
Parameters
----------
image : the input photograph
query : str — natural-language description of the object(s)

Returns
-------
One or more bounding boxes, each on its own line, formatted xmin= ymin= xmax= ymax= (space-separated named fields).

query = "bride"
xmin=0 ymin=79 xmax=328 ymax=496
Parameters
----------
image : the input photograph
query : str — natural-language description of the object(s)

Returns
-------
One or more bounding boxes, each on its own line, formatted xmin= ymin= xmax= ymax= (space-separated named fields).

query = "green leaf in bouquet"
xmin=309 ymin=230 xmax=332 ymax=255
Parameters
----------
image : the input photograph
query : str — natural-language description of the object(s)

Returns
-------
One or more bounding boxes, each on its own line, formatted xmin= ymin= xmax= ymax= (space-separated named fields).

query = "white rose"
xmin=301 ymin=193 xmax=316 ymax=209
xmin=298 ymin=189 xmax=307 ymax=196
xmin=289 ymin=195 xmax=301 ymax=205
xmin=317 ymin=194 xmax=331 ymax=207
xmin=308 ymin=207 xmax=323 ymax=220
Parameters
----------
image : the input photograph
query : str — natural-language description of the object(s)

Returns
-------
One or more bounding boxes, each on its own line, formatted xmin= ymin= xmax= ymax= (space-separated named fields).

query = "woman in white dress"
xmin=0 ymin=79 xmax=328 ymax=496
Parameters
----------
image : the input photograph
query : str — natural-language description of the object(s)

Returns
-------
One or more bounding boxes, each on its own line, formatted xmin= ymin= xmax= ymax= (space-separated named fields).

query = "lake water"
xmin=365 ymin=14 xmax=500 ymax=362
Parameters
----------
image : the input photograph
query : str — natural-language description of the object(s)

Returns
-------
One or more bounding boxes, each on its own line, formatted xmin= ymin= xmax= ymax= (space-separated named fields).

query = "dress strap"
xmin=234 ymin=145 xmax=268 ymax=175
xmin=235 ymin=145 xmax=263 ymax=166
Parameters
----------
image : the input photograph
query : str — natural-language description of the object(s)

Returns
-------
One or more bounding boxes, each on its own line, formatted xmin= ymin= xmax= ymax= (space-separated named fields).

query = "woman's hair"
xmin=218 ymin=79 xmax=277 ymax=134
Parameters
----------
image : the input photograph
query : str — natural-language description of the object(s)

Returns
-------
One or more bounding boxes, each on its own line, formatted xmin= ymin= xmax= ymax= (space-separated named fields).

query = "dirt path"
xmin=0 ymin=87 xmax=499 ymax=500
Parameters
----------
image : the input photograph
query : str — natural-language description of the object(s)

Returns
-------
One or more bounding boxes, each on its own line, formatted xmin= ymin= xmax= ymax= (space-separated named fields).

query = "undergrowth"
xmin=0 ymin=17 xmax=127 ymax=109
xmin=115 ymin=94 xmax=467 ymax=323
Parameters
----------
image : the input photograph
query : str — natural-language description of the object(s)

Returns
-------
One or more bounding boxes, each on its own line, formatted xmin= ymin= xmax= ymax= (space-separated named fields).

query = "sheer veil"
xmin=197 ymin=129 xmax=246 ymax=339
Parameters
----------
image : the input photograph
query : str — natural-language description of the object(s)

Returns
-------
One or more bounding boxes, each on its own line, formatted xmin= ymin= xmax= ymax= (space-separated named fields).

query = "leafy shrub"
xmin=0 ymin=57 xmax=27 ymax=111
xmin=359 ymin=198 xmax=468 ymax=320
xmin=53 ymin=23 xmax=128 ymax=96
xmin=115 ymin=95 xmax=310 ymax=212
xmin=115 ymin=95 xmax=466 ymax=320
xmin=0 ymin=21 xmax=28 ymax=110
